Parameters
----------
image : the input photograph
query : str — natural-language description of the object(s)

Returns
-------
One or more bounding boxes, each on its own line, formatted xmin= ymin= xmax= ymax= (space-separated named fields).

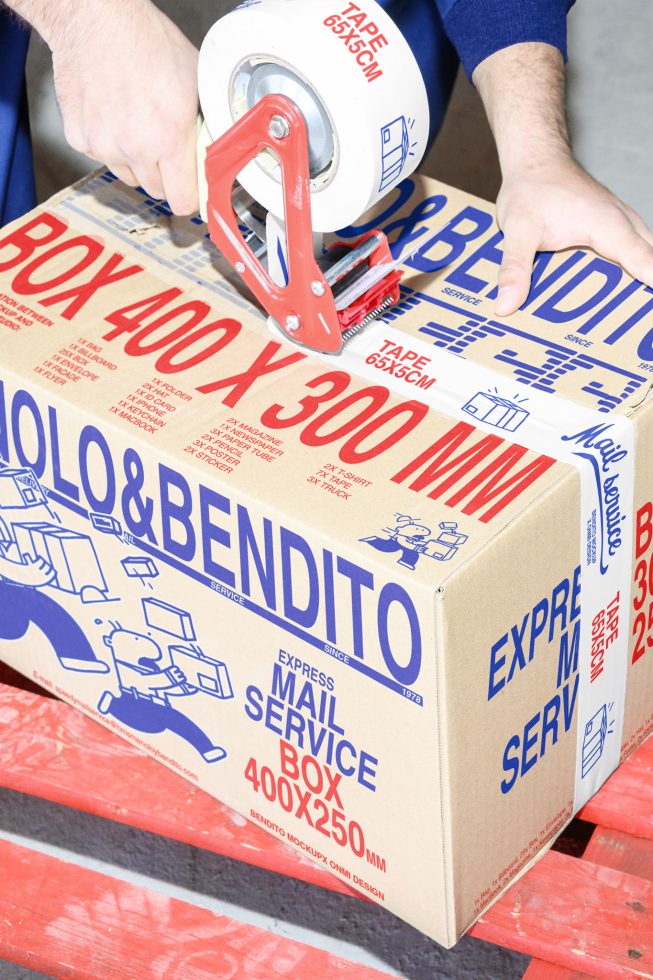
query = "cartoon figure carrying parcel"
xmin=361 ymin=513 xmax=468 ymax=570
xmin=99 ymin=623 xmax=230 ymax=763
xmin=0 ymin=518 xmax=109 ymax=674
xmin=0 ymin=467 xmax=110 ymax=672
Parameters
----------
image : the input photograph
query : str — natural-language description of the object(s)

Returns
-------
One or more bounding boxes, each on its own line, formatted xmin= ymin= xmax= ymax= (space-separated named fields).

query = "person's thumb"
xmin=495 ymin=222 xmax=539 ymax=316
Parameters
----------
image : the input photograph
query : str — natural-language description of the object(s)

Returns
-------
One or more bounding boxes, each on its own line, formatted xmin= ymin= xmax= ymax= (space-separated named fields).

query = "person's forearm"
xmin=473 ymin=42 xmax=571 ymax=179
xmin=4 ymin=0 xmax=79 ymax=45
xmin=3 ymin=0 xmax=146 ymax=46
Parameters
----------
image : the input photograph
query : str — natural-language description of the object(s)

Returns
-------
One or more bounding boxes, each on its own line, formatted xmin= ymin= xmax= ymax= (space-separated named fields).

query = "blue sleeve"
xmin=0 ymin=7 xmax=36 ymax=225
xmin=434 ymin=0 xmax=575 ymax=78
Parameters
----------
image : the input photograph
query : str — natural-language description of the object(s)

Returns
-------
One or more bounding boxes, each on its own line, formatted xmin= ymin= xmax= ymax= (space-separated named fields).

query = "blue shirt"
xmin=435 ymin=0 xmax=575 ymax=77
xmin=0 ymin=7 xmax=35 ymax=226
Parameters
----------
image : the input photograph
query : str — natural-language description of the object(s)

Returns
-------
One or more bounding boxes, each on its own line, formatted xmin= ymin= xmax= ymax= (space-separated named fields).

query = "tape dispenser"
xmin=197 ymin=0 xmax=432 ymax=354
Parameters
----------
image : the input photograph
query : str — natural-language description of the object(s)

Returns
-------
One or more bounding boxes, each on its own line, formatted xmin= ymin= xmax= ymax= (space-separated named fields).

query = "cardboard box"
xmin=0 ymin=170 xmax=652 ymax=945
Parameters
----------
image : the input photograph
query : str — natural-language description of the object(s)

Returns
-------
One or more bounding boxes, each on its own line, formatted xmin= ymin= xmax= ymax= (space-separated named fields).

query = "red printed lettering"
xmin=323 ymin=5 xmax=386 ymax=82
xmin=0 ymin=212 xmax=68 ymax=272
xmin=103 ymin=289 xmax=191 ymax=343
xmin=392 ymin=420 xmax=555 ymax=523
xmin=13 ymin=238 xmax=106 ymax=296
xmin=636 ymin=501 xmax=653 ymax=559
xmin=632 ymin=501 xmax=653 ymax=665
xmin=39 ymin=252 xmax=143 ymax=320
xmin=197 ymin=341 xmax=306 ymax=406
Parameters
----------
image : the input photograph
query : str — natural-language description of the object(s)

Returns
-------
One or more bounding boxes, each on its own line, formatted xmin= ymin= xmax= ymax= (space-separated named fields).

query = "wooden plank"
xmin=521 ymin=825 xmax=653 ymax=978
xmin=3 ymin=673 xmax=653 ymax=975
xmin=0 ymin=836 xmax=392 ymax=980
xmin=472 ymin=849 xmax=653 ymax=978
xmin=0 ymin=682 xmax=357 ymax=899
xmin=579 ymin=736 xmax=653 ymax=841
xmin=584 ymin=827 xmax=653 ymax=883
xmin=522 ymin=961 xmax=600 ymax=980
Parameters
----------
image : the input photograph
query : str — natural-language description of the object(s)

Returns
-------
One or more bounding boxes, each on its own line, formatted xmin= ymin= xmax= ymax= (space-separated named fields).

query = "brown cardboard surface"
xmin=0 ymin=170 xmax=652 ymax=945
xmin=442 ymin=469 xmax=580 ymax=926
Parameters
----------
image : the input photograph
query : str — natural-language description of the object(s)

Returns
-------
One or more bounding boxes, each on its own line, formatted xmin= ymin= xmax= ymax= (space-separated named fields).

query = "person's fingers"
xmin=159 ymin=134 xmax=199 ymax=215
xmin=589 ymin=212 xmax=653 ymax=287
xmin=130 ymin=162 xmax=166 ymax=202
xmin=495 ymin=221 xmax=540 ymax=316
xmin=107 ymin=164 xmax=139 ymax=187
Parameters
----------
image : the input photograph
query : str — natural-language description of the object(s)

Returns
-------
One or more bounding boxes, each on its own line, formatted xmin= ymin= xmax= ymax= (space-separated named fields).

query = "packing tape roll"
xmin=198 ymin=0 xmax=430 ymax=232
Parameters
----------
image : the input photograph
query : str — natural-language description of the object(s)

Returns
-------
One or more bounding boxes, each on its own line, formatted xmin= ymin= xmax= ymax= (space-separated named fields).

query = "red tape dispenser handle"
xmin=205 ymin=93 xmax=344 ymax=353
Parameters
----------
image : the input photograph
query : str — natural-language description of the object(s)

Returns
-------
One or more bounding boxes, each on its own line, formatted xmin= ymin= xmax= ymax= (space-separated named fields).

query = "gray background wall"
xmin=2 ymin=2 xmax=651 ymax=978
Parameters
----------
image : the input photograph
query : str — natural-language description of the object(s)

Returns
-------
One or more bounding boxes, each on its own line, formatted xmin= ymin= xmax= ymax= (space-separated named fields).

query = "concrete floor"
xmin=2 ymin=1 xmax=652 ymax=977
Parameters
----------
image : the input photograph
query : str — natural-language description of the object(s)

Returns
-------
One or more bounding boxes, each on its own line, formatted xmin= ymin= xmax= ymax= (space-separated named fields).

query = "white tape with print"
xmin=336 ymin=324 xmax=634 ymax=812
xmin=198 ymin=0 xmax=430 ymax=232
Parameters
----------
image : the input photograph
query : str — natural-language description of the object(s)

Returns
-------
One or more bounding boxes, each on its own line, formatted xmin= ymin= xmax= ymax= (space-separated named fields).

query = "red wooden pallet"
xmin=0 ymin=668 xmax=651 ymax=978
xmin=0 ymin=837 xmax=391 ymax=980
xmin=472 ymin=737 xmax=653 ymax=978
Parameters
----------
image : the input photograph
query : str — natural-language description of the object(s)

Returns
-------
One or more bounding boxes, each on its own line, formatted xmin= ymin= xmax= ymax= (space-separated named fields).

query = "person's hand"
xmin=473 ymin=42 xmax=653 ymax=318
xmin=49 ymin=0 xmax=199 ymax=215
xmin=495 ymin=156 xmax=653 ymax=316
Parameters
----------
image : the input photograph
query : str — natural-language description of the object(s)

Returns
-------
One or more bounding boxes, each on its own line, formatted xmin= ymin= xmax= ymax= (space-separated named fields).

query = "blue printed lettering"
xmin=238 ymin=506 xmax=276 ymax=609
xmin=199 ymin=484 xmax=235 ymax=586
xmin=79 ymin=425 xmax=115 ymax=513
xmin=377 ymin=582 xmax=422 ymax=687
xmin=445 ymin=229 xmax=503 ymax=294
xmin=49 ymin=407 xmax=80 ymax=501
xmin=160 ymin=464 xmax=195 ymax=561
xmin=407 ymin=206 xmax=494 ymax=275
xmin=0 ymin=378 xmax=426 ymax=692
xmin=12 ymin=389 xmax=46 ymax=476
xmin=534 ymin=257 xmax=623 ymax=325
xmin=281 ymin=528 xmax=320 ymax=628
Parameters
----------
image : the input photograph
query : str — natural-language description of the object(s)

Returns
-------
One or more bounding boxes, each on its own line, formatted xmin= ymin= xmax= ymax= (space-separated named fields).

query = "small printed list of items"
xmin=33 ymin=337 xmax=117 ymax=387
xmin=307 ymin=463 xmax=373 ymax=502
xmin=183 ymin=417 xmax=285 ymax=475
xmin=108 ymin=377 xmax=192 ymax=435
xmin=0 ymin=292 xmax=54 ymax=332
